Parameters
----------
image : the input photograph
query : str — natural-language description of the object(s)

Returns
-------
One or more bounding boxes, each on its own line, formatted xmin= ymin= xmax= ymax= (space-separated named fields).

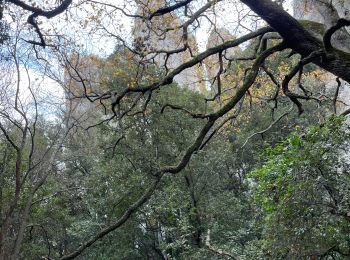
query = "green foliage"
xmin=250 ymin=116 xmax=350 ymax=259
xmin=9 ymin=41 xmax=349 ymax=260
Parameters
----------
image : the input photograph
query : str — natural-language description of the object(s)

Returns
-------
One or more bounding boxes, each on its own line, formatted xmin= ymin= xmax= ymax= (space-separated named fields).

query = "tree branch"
xmin=240 ymin=0 xmax=350 ymax=83
xmin=111 ymin=27 xmax=273 ymax=110
xmin=161 ymin=103 xmax=208 ymax=119
xmin=149 ymin=0 xmax=194 ymax=20
xmin=9 ymin=0 xmax=72 ymax=46
xmin=240 ymin=106 xmax=292 ymax=149
xmin=61 ymin=42 xmax=285 ymax=260
xmin=324 ymin=18 xmax=350 ymax=51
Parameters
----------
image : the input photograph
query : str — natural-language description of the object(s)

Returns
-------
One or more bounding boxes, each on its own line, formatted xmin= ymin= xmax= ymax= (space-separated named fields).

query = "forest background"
xmin=1 ymin=0 xmax=350 ymax=259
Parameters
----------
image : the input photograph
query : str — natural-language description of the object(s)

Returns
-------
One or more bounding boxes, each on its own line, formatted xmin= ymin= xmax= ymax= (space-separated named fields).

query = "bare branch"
xmin=61 ymin=42 xmax=285 ymax=260
xmin=240 ymin=106 xmax=293 ymax=150
xmin=324 ymin=18 xmax=350 ymax=51
xmin=9 ymin=0 xmax=73 ymax=46
xmin=333 ymin=77 xmax=341 ymax=114
xmin=149 ymin=0 xmax=194 ymax=20
xmin=111 ymin=27 xmax=273 ymax=109
xmin=282 ymin=50 xmax=323 ymax=114
xmin=161 ymin=103 xmax=208 ymax=119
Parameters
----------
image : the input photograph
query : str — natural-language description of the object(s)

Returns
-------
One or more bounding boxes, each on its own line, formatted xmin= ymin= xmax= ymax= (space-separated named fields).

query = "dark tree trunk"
xmin=240 ymin=0 xmax=350 ymax=83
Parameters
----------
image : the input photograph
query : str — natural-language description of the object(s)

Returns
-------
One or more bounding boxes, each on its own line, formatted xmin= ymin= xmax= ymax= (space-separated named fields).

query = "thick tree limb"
xmin=205 ymin=229 xmax=238 ymax=259
xmin=111 ymin=27 xmax=273 ymax=110
xmin=282 ymin=50 xmax=323 ymax=114
xmin=240 ymin=0 xmax=350 ymax=83
xmin=60 ymin=175 xmax=163 ymax=260
xmin=324 ymin=18 xmax=350 ymax=51
xmin=149 ymin=0 xmax=193 ymax=19
xmin=9 ymin=0 xmax=72 ymax=46
xmin=61 ymin=43 xmax=285 ymax=260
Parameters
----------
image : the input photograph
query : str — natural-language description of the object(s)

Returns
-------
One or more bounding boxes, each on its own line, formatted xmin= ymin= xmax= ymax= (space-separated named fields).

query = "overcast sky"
xmin=12 ymin=0 xmax=294 ymax=119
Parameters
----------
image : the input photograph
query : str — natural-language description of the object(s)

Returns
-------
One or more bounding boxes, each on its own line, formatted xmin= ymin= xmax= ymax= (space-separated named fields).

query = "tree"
xmin=60 ymin=1 xmax=350 ymax=258
xmin=251 ymin=116 xmax=350 ymax=258
xmin=1 ymin=0 xmax=350 ymax=258
xmin=0 ymin=16 xmax=74 ymax=259
xmin=1 ymin=0 xmax=72 ymax=47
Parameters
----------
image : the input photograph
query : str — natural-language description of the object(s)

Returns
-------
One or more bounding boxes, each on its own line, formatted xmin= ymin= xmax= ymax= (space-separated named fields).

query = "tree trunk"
xmin=240 ymin=0 xmax=350 ymax=83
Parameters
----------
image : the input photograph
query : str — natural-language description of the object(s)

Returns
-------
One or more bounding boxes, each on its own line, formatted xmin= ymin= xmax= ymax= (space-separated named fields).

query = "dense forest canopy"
xmin=0 ymin=0 xmax=350 ymax=259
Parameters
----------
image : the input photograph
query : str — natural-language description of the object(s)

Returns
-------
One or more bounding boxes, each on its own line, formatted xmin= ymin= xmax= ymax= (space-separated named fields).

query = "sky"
xmin=41 ymin=0 xmax=294 ymax=55
xmin=6 ymin=0 xmax=294 ymax=120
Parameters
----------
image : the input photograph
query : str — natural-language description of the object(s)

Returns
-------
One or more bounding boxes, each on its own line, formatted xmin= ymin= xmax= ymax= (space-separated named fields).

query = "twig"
xmin=240 ymin=106 xmax=293 ymax=149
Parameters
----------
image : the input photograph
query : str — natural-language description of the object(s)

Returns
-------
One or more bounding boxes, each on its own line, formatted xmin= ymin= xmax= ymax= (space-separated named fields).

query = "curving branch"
xmin=282 ymin=50 xmax=323 ymax=114
xmin=240 ymin=106 xmax=293 ymax=150
xmin=161 ymin=103 xmax=209 ymax=119
xmin=240 ymin=0 xmax=350 ymax=83
xmin=110 ymin=27 xmax=273 ymax=111
xmin=87 ymin=0 xmax=143 ymax=19
xmin=60 ymin=42 xmax=285 ymax=260
xmin=323 ymin=18 xmax=350 ymax=51
xmin=9 ymin=0 xmax=73 ymax=46
xmin=149 ymin=0 xmax=194 ymax=20
xmin=341 ymin=107 xmax=350 ymax=117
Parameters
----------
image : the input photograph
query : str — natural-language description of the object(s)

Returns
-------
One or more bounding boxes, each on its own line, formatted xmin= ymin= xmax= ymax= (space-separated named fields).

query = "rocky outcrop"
xmin=293 ymin=0 xmax=350 ymax=114
xmin=133 ymin=0 xmax=205 ymax=91
xmin=64 ymin=55 xmax=105 ymax=125
xmin=204 ymin=28 xmax=239 ymax=81
xmin=293 ymin=0 xmax=350 ymax=52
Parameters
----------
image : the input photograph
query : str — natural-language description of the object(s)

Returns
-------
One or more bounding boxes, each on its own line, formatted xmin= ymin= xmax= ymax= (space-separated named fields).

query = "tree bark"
xmin=240 ymin=0 xmax=350 ymax=83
